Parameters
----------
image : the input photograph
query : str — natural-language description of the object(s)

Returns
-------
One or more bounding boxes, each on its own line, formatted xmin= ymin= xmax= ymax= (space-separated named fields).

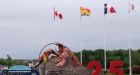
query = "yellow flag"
xmin=80 ymin=7 xmax=91 ymax=16
xmin=43 ymin=53 xmax=49 ymax=63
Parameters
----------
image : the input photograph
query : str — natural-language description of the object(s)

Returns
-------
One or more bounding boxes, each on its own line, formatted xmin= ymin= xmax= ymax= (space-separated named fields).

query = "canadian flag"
xmin=109 ymin=7 xmax=117 ymax=13
xmin=54 ymin=9 xmax=63 ymax=20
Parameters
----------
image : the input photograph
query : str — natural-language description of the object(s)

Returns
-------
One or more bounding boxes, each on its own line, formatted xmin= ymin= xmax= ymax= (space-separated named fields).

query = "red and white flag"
xmin=109 ymin=6 xmax=117 ymax=13
xmin=104 ymin=3 xmax=117 ymax=15
xmin=54 ymin=8 xmax=63 ymax=20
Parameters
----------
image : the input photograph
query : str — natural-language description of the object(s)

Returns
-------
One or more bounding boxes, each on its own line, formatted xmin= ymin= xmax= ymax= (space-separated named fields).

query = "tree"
xmin=7 ymin=54 xmax=12 ymax=60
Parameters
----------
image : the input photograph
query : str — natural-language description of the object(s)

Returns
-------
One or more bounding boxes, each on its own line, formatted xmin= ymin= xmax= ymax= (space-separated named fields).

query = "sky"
xmin=0 ymin=0 xmax=140 ymax=59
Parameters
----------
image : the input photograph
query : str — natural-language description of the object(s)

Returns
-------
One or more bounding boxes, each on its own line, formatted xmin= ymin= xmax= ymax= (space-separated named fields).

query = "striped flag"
xmin=104 ymin=3 xmax=108 ymax=15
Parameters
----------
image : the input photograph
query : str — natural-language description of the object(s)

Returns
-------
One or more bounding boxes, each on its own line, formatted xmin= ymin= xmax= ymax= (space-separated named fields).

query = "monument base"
xmin=38 ymin=57 xmax=89 ymax=75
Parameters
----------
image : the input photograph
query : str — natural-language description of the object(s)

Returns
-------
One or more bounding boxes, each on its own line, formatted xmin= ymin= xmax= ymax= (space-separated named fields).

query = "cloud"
xmin=0 ymin=0 xmax=140 ymax=59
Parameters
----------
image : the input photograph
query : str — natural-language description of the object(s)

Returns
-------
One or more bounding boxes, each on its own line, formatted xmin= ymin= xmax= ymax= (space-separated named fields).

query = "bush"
xmin=133 ymin=66 xmax=140 ymax=74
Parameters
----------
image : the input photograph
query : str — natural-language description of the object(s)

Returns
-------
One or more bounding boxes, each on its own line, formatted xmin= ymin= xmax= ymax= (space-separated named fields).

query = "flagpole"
xmin=52 ymin=7 xmax=56 ymax=42
xmin=80 ymin=7 xmax=82 ymax=64
xmin=54 ymin=7 xmax=55 ymax=22
xmin=104 ymin=15 xmax=107 ymax=72
xmin=80 ymin=15 xmax=82 ymax=64
xmin=80 ymin=39 xmax=82 ymax=64
xmin=103 ymin=3 xmax=107 ymax=72
xmin=104 ymin=33 xmax=107 ymax=72
xmin=128 ymin=0 xmax=131 ymax=13
xmin=103 ymin=3 xmax=108 ymax=72
xmin=129 ymin=32 xmax=132 ymax=75
xmin=127 ymin=0 xmax=132 ymax=74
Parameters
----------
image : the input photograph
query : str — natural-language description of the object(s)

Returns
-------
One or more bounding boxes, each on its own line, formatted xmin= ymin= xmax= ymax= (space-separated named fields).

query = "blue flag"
xmin=104 ymin=3 xmax=108 ymax=14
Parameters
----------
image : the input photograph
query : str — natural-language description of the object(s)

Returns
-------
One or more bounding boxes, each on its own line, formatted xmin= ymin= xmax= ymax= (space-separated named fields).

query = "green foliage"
xmin=73 ymin=49 xmax=140 ymax=69
xmin=0 ymin=54 xmax=28 ymax=67
xmin=132 ymin=50 xmax=140 ymax=66
xmin=7 ymin=54 xmax=12 ymax=60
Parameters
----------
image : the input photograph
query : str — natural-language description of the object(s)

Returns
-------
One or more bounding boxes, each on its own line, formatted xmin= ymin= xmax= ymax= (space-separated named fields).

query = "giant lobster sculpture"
xmin=35 ymin=42 xmax=80 ymax=68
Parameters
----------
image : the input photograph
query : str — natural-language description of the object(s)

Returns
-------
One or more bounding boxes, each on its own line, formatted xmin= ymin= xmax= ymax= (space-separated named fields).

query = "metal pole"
xmin=104 ymin=33 xmax=107 ymax=71
xmin=104 ymin=13 xmax=107 ymax=71
xmin=80 ymin=22 xmax=83 ymax=64
xmin=127 ymin=0 xmax=132 ymax=74
xmin=129 ymin=33 xmax=132 ymax=75
xmin=80 ymin=48 xmax=83 ymax=64
xmin=80 ymin=13 xmax=82 ymax=64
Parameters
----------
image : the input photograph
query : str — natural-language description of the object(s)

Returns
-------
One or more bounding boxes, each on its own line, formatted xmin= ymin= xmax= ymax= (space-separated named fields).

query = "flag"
xmin=54 ymin=8 xmax=63 ymax=20
xmin=80 ymin=7 xmax=91 ymax=16
xmin=104 ymin=3 xmax=108 ymax=15
xmin=109 ymin=6 xmax=117 ymax=13
xmin=129 ymin=4 xmax=135 ymax=13
xmin=104 ymin=4 xmax=117 ymax=15
xmin=43 ymin=52 xmax=49 ymax=63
